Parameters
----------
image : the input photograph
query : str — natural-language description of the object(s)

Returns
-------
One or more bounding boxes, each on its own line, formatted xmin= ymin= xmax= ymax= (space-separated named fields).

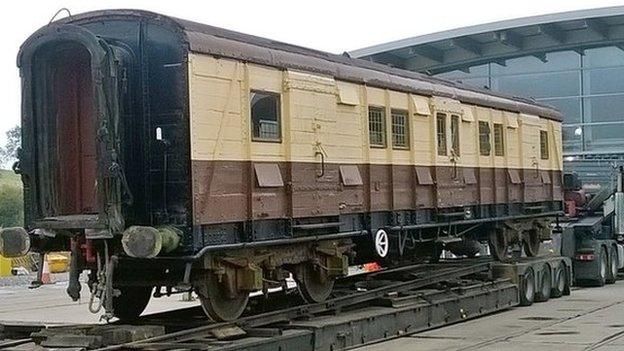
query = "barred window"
xmin=540 ymin=130 xmax=549 ymax=159
xmin=436 ymin=113 xmax=447 ymax=156
xmin=478 ymin=121 xmax=491 ymax=156
xmin=368 ymin=107 xmax=386 ymax=147
xmin=450 ymin=115 xmax=460 ymax=156
xmin=391 ymin=109 xmax=409 ymax=149
xmin=494 ymin=123 xmax=504 ymax=156
xmin=251 ymin=90 xmax=281 ymax=142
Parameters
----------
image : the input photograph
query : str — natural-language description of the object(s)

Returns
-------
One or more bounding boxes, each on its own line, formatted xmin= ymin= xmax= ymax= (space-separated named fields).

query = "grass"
xmin=0 ymin=169 xmax=21 ymax=188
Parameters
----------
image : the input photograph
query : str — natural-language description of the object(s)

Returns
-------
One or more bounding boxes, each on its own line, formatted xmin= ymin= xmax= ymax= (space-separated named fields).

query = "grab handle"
xmin=315 ymin=151 xmax=325 ymax=178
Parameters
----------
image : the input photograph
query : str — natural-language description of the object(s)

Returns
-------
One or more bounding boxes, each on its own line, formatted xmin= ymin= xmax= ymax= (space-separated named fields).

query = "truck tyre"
xmin=519 ymin=267 xmax=535 ymax=306
xmin=551 ymin=262 xmax=566 ymax=298
xmin=535 ymin=264 xmax=551 ymax=302
xmin=593 ymin=247 xmax=608 ymax=287
xmin=563 ymin=263 xmax=571 ymax=296
xmin=606 ymin=246 xmax=618 ymax=284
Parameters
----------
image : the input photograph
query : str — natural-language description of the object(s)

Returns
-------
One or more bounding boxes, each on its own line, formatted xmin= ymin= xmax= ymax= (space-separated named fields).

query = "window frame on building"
xmin=368 ymin=106 xmax=387 ymax=148
xmin=250 ymin=90 xmax=282 ymax=143
xmin=391 ymin=109 xmax=410 ymax=149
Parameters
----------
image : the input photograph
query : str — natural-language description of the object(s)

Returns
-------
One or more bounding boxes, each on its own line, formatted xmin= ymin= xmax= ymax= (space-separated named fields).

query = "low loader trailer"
xmin=0 ymin=255 xmax=575 ymax=351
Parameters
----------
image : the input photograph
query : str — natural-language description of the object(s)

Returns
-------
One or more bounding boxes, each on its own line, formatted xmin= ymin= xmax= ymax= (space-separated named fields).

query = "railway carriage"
xmin=0 ymin=10 xmax=563 ymax=321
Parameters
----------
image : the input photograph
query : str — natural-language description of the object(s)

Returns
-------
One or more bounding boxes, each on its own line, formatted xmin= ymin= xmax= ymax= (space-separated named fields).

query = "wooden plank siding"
xmin=188 ymin=54 xmax=563 ymax=225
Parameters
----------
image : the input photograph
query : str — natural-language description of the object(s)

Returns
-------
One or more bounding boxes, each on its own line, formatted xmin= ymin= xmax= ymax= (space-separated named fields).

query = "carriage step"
xmin=292 ymin=222 xmax=343 ymax=230
xmin=524 ymin=205 xmax=545 ymax=212
xmin=437 ymin=211 xmax=466 ymax=218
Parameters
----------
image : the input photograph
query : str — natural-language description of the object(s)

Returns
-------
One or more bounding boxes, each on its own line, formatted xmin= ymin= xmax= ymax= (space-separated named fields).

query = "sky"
xmin=0 ymin=0 xmax=622 ymax=146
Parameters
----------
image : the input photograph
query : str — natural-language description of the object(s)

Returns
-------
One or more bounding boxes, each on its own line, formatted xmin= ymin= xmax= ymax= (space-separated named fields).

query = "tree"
xmin=0 ymin=183 xmax=23 ymax=227
xmin=0 ymin=125 xmax=21 ymax=169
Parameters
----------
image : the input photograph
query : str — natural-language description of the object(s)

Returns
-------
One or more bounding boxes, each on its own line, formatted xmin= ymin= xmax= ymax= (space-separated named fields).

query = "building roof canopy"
xmin=350 ymin=6 xmax=624 ymax=74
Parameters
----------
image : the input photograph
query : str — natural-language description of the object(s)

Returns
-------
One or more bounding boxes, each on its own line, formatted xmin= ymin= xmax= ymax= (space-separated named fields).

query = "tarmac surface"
xmin=0 ymin=278 xmax=198 ymax=324
xmin=356 ymin=281 xmax=624 ymax=351
xmin=1 ymin=276 xmax=624 ymax=350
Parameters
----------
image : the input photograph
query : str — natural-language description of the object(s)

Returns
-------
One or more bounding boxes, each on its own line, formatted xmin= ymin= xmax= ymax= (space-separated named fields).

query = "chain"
xmin=88 ymin=242 xmax=114 ymax=322
xmin=88 ymin=251 xmax=106 ymax=314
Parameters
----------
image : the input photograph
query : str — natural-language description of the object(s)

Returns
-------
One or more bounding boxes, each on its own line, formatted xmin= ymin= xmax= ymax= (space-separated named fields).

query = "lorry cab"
xmin=560 ymin=169 xmax=624 ymax=286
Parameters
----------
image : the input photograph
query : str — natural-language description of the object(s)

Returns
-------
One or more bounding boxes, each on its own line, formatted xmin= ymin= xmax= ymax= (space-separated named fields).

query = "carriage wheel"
xmin=198 ymin=273 xmax=249 ymax=321
xmin=113 ymin=286 xmax=152 ymax=321
xmin=295 ymin=263 xmax=335 ymax=303
xmin=523 ymin=229 xmax=541 ymax=257
xmin=488 ymin=227 xmax=509 ymax=261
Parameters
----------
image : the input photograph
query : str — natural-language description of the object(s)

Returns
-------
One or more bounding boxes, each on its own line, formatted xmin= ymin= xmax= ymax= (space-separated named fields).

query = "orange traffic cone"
xmin=363 ymin=262 xmax=382 ymax=272
xmin=41 ymin=255 xmax=52 ymax=284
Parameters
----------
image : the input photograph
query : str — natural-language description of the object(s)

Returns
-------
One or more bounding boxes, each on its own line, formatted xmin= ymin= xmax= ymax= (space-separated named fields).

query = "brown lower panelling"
xmin=191 ymin=160 xmax=562 ymax=225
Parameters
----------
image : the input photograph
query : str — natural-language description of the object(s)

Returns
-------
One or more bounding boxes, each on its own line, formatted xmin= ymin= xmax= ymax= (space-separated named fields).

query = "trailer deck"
xmin=0 ymin=256 xmax=580 ymax=350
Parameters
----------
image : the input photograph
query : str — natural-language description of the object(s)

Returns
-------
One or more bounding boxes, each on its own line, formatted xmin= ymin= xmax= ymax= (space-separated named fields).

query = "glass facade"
xmin=436 ymin=47 xmax=624 ymax=155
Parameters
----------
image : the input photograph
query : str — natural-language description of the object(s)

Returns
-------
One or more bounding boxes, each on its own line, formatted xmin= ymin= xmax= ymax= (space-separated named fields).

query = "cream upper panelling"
xmin=189 ymin=55 xmax=245 ymax=161
xmin=188 ymin=53 xmax=562 ymax=171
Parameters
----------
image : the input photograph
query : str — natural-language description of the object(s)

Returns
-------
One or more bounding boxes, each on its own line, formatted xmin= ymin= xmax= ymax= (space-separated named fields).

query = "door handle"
xmin=315 ymin=151 xmax=325 ymax=178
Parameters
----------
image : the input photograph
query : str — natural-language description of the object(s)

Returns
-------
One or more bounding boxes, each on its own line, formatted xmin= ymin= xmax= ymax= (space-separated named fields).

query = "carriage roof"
xmin=37 ymin=9 xmax=562 ymax=121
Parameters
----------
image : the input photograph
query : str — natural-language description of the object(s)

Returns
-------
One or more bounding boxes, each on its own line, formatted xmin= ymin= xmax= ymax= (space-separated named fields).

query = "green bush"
xmin=0 ymin=183 xmax=23 ymax=227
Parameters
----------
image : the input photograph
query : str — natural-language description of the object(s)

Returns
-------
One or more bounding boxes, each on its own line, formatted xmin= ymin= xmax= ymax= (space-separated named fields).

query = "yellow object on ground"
xmin=47 ymin=253 xmax=69 ymax=273
xmin=0 ymin=255 xmax=11 ymax=276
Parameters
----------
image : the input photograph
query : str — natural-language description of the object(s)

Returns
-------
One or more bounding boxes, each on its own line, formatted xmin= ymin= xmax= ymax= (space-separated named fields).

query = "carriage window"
xmin=436 ymin=113 xmax=447 ymax=156
xmin=478 ymin=121 xmax=491 ymax=156
xmin=368 ymin=106 xmax=386 ymax=147
xmin=450 ymin=115 xmax=460 ymax=156
xmin=251 ymin=91 xmax=281 ymax=142
xmin=494 ymin=123 xmax=504 ymax=156
xmin=391 ymin=109 xmax=409 ymax=149
xmin=540 ymin=130 xmax=549 ymax=159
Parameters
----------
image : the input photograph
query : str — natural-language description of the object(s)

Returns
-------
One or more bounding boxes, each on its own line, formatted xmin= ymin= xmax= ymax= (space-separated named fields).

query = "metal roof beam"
xmin=493 ymin=59 xmax=507 ymax=67
xmin=532 ymin=52 xmax=548 ymax=63
xmin=408 ymin=45 xmax=444 ymax=62
xmin=450 ymin=37 xmax=482 ymax=55
xmin=495 ymin=30 xmax=524 ymax=49
xmin=538 ymin=24 xmax=566 ymax=43
xmin=584 ymin=19 xmax=610 ymax=39
xmin=615 ymin=44 xmax=624 ymax=53
xmin=370 ymin=52 xmax=406 ymax=68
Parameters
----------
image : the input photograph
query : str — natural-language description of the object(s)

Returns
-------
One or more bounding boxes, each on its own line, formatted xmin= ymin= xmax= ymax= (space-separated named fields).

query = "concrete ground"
xmin=357 ymin=281 xmax=624 ymax=351
xmin=0 ymin=279 xmax=199 ymax=324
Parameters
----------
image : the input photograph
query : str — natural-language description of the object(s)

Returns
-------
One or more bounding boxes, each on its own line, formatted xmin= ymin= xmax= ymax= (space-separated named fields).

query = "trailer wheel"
xmin=563 ymin=262 xmax=571 ymax=296
xmin=551 ymin=262 xmax=566 ymax=298
xmin=593 ymin=247 xmax=608 ymax=287
xmin=519 ymin=267 xmax=535 ymax=306
xmin=535 ymin=264 xmax=551 ymax=302
xmin=606 ymin=246 xmax=618 ymax=284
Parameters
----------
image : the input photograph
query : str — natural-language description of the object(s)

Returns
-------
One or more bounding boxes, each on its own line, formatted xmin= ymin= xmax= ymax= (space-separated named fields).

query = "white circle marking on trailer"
xmin=374 ymin=229 xmax=389 ymax=258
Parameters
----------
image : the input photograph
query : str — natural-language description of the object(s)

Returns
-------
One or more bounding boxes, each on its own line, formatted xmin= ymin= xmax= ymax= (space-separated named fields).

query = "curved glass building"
xmin=351 ymin=6 xmax=624 ymax=161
